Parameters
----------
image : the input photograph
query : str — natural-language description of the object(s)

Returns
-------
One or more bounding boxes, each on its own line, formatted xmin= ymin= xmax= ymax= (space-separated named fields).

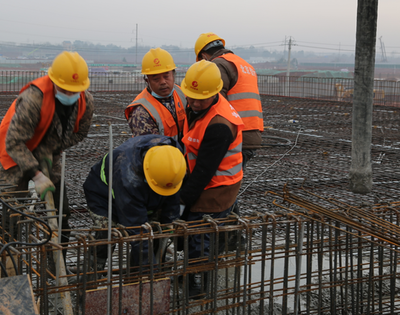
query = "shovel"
xmin=41 ymin=160 xmax=73 ymax=315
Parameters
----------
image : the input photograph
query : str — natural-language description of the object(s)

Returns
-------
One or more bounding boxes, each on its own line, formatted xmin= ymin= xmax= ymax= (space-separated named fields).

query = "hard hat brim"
xmin=147 ymin=179 xmax=183 ymax=197
xmin=48 ymin=69 xmax=90 ymax=92
xmin=180 ymin=78 xmax=223 ymax=100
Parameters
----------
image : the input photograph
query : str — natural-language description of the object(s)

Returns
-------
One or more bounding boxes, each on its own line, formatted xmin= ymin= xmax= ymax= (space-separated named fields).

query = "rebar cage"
xmin=1 ymin=185 xmax=400 ymax=315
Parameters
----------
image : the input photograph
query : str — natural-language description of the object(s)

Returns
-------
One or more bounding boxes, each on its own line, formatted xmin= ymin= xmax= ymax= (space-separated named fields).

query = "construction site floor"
xmin=1 ymin=92 xmax=399 ymax=224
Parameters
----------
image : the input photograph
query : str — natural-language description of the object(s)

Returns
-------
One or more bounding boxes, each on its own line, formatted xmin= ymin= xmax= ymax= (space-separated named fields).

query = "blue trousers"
xmin=185 ymin=205 xmax=233 ymax=260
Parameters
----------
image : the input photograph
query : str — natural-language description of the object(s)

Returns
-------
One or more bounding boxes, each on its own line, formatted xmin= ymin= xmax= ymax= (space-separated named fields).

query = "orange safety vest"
xmin=124 ymin=85 xmax=187 ymax=140
xmin=0 ymin=76 xmax=87 ymax=170
xmin=182 ymin=94 xmax=244 ymax=190
xmin=214 ymin=53 xmax=264 ymax=132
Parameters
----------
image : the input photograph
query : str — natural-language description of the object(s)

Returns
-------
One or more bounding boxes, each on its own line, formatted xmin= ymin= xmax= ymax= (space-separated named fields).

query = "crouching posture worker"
xmin=179 ymin=60 xmax=244 ymax=299
xmin=0 ymin=51 xmax=94 ymax=246
xmin=83 ymin=134 xmax=186 ymax=270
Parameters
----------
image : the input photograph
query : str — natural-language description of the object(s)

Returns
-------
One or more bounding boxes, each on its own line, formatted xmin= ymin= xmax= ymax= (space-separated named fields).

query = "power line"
xmin=296 ymin=40 xmax=354 ymax=47
xmin=297 ymin=44 xmax=354 ymax=52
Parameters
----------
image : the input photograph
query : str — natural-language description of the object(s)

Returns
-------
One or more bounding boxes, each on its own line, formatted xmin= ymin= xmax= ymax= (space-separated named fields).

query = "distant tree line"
xmin=0 ymin=40 xmax=398 ymax=65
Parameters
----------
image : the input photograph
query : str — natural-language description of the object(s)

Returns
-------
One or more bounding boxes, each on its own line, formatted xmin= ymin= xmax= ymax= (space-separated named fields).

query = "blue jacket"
xmin=83 ymin=134 xmax=182 ymax=231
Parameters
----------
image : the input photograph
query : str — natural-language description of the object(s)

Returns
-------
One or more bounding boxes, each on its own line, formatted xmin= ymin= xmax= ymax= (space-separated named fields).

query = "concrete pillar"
xmin=349 ymin=0 xmax=378 ymax=193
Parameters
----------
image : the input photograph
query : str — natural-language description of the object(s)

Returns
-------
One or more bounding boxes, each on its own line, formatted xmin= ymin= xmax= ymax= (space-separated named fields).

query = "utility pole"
xmin=136 ymin=24 xmax=138 ymax=65
xmin=379 ymin=36 xmax=387 ymax=62
xmin=285 ymin=37 xmax=293 ymax=96
xmin=349 ymin=0 xmax=378 ymax=194
xmin=283 ymin=36 xmax=287 ymax=56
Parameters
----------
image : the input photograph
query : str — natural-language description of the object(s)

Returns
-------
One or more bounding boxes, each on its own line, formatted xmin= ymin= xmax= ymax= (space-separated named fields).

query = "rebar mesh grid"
xmin=1 ymin=92 xmax=400 ymax=314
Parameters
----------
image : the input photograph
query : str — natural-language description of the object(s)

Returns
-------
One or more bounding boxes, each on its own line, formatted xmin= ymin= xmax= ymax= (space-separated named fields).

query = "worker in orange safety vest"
xmin=194 ymin=32 xmax=264 ymax=169
xmin=179 ymin=60 xmax=244 ymax=299
xmin=125 ymin=48 xmax=187 ymax=143
xmin=0 ymin=51 xmax=94 ymax=246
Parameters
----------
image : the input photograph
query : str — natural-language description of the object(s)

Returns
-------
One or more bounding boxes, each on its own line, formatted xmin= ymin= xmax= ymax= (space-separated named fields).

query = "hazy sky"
xmin=1 ymin=0 xmax=399 ymax=55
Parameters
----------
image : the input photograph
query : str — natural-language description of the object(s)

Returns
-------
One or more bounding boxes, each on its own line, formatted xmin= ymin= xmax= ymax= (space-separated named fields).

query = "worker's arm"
xmin=6 ymin=87 xmax=43 ymax=177
xmin=113 ymin=184 xmax=150 ymax=234
xmin=180 ymin=123 xmax=234 ymax=207
xmin=61 ymin=91 xmax=94 ymax=149
xmin=159 ymin=193 xmax=181 ymax=224
xmin=127 ymin=105 xmax=159 ymax=137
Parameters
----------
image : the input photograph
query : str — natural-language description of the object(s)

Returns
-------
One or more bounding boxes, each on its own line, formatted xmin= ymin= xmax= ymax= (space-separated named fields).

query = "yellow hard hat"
xmin=180 ymin=60 xmax=223 ymax=100
xmin=194 ymin=32 xmax=225 ymax=61
xmin=48 ymin=51 xmax=90 ymax=92
xmin=143 ymin=145 xmax=186 ymax=196
xmin=141 ymin=48 xmax=177 ymax=75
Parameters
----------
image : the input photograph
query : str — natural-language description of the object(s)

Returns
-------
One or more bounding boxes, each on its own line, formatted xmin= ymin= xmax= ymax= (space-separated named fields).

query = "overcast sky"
xmin=1 ymin=0 xmax=399 ymax=55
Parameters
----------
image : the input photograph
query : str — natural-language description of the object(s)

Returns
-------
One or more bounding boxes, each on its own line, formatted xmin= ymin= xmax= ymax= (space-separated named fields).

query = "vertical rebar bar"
xmin=107 ymin=122 xmax=114 ymax=314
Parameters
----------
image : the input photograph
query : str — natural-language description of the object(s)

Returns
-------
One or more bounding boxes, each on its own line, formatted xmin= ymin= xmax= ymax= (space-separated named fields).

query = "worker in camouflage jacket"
xmin=0 ymin=51 xmax=94 ymax=245
xmin=124 ymin=48 xmax=187 ymax=143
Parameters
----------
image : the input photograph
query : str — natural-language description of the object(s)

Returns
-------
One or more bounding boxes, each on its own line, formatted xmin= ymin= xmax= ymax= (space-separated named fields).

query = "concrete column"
xmin=349 ymin=0 xmax=378 ymax=193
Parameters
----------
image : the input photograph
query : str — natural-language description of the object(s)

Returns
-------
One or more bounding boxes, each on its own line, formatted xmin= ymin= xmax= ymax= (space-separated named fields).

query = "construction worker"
xmin=83 ymin=134 xmax=186 ymax=269
xmin=0 ymin=51 xmax=94 ymax=246
xmin=125 ymin=48 xmax=187 ymax=142
xmin=194 ymin=32 xmax=264 ymax=169
xmin=179 ymin=60 xmax=244 ymax=299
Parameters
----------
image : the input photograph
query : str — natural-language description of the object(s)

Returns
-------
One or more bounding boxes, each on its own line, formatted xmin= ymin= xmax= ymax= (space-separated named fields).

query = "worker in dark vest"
xmin=125 ymin=48 xmax=187 ymax=143
xmin=0 ymin=51 xmax=94 ymax=247
xmin=83 ymin=134 xmax=186 ymax=269
xmin=179 ymin=60 xmax=244 ymax=299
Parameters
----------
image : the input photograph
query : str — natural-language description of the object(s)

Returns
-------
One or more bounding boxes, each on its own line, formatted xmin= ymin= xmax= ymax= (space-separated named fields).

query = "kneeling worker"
xmin=83 ymin=134 xmax=186 ymax=270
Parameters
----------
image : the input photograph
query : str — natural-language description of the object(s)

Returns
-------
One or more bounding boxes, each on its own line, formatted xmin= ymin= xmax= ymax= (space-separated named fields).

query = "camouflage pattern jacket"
xmin=0 ymin=85 xmax=94 ymax=185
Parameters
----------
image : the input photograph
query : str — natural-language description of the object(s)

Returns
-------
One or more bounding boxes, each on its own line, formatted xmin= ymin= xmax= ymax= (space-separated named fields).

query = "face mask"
xmin=55 ymin=90 xmax=80 ymax=106
xmin=151 ymin=87 xmax=175 ymax=99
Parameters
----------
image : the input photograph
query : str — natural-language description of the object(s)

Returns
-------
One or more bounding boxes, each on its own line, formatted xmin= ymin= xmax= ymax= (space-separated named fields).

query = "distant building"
xmin=89 ymin=67 xmax=107 ymax=75
xmin=62 ymin=41 xmax=73 ymax=50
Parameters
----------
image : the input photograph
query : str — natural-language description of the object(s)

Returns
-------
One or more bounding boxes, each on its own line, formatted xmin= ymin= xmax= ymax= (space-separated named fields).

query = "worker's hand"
xmin=32 ymin=171 xmax=55 ymax=199
xmin=40 ymin=152 xmax=53 ymax=177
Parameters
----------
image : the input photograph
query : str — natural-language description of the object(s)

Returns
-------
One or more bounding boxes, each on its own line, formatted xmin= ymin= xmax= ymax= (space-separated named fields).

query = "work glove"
xmin=179 ymin=204 xmax=186 ymax=216
xmin=32 ymin=171 xmax=55 ymax=200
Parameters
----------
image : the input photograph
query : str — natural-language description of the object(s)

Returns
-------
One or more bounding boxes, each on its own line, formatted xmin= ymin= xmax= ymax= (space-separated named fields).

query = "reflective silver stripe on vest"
xmin=214 ymin=143 xmax=242 ymax=176
xmin=188 ymin=152 xmax=197 ymax=161
xmin=175 ymin=86 xmax=187 ymax=108
xmin=227 ymin=92 xmax=261 ymax=102
xmin=133 ymin=98 xmax=164 ymax=135
xmin=237 ymin=110 xmax=263 ymax=119
xmin=224 ymin=143 xmax=242 ymax=158
xmin=215 ymin=162 xmax=242 ymax=177
xmin=188 ymin=143 xmax=242 ymax=176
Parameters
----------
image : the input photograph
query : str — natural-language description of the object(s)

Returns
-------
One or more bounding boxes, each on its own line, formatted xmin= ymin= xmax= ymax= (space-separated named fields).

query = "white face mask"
xmin=151 ymin=87 xmax=175 ymax=99
xmin=55 ymin=90 xmax=80 ymax=106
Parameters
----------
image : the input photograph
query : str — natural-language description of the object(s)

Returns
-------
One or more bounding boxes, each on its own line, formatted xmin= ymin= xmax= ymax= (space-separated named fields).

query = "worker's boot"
xmin=188 ymin=272 xmax=208 ymax=300
xmin=226 ymin=203 xmax=246 ymax=251
xmin=68 ymin=255 xmax=107 ymax=284
xmin=87 ymin=255 xmax=107 ymax=280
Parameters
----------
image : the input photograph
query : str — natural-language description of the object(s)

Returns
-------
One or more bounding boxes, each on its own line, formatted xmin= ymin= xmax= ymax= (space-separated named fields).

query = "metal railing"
xmin=1 ymin=70 xmax=400 ymax=106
